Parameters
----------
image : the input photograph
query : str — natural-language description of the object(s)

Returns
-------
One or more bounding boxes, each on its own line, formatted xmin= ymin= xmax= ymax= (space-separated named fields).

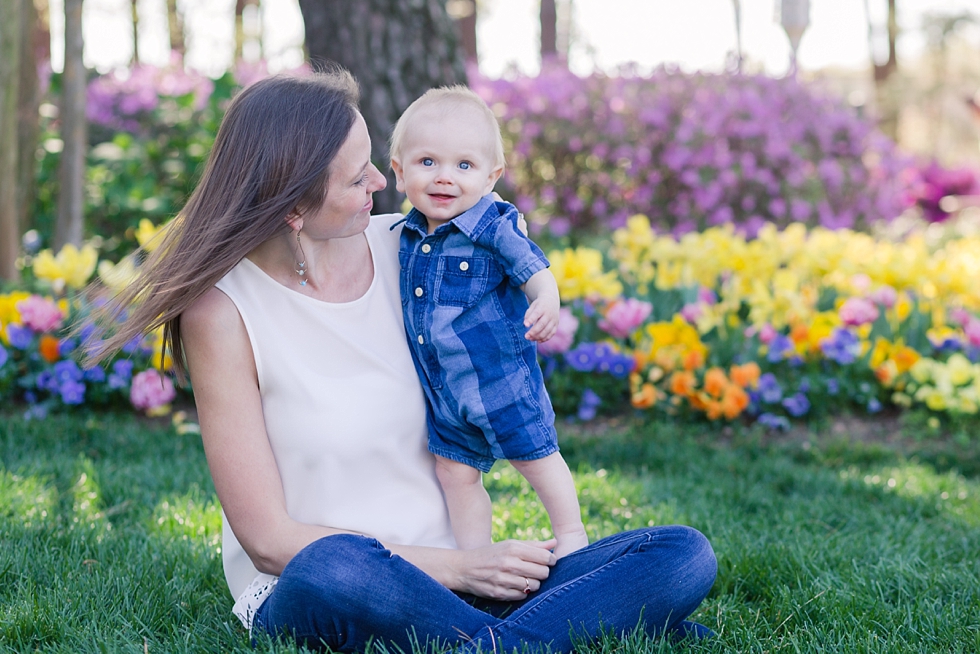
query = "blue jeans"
xmin=252 ymin=526 xmax=717 ymax=652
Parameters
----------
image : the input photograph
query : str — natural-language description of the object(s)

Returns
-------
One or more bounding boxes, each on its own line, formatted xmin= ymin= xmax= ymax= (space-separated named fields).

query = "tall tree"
xmin=166 ymin=0 xmax=185 ymax=56
xmin=298 ymin=0 xmax=467 ymax=214
xmin=863 ymin=0 xmax=899 ymax=139
xmin=0 ymin=0 xmax=23 ymax=279
xmin=540 ymin=0 xmax=557 ymax=60
xmin=235 ymin=0 xmax=262 ymax=62
xmin=448 ymin=0 xmax=477 ymax=64
xmin=130 ymin=0 xmax=139 ymax=64
xmin=17 ymin=0 xmax=42 ymax=243
xmin=54 ymin=0 xmax=86 ymax=248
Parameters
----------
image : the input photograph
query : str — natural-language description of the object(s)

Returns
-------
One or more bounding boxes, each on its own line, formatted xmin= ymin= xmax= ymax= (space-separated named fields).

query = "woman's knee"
xmin=661 ymin=525 xmax=717 ymax=598
xmin=277 ymin=534 xmax=390 ymax=606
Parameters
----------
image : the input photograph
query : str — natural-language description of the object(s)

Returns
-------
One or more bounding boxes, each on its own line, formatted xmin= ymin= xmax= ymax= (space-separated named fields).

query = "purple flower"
xmin=59 ymin=338 xmax=78 ymax=357
xmin=36 ymin=371 xmax=59 ymax=392
xmin=112 ymin=359 xmax=134 ymax=379
xmin=577 ymin=388 xmax=602 ymax=421
xmin=757 ymin=412 xmax=790 ymax=430
xmin=766 ymin=334 xmax=795 ymax=362
xmin=6 ymin=324 xmax=32 ymax=350
xmin=83 ymin=366 xmax=107 ymax=383
xmin=59 ymin=380 xmax=86 ymax=405
xmin=782 ymin=392 xmax=811 ymax=417
xmin=23 ymin=404 xmax=48 ymax=420
xmin=758 ymin=373 xmax=783 ymax=404
xmin=53 ymin=359 xmax=84 ymax=384
xmin=867 ymin=397 xmax=882 ymax=413
xmin=0 ymin=344 xmax=7 ymax=368
xmin=565 ymin=343 xmax=600 ymax=372
xmin=820 ymin=328 xmax=861 ymax=365
xmin=825 ymin=378 xmax=840 ymax=395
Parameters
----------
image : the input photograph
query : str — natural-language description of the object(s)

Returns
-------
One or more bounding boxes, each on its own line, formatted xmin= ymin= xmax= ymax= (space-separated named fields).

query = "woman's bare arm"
xmin=181 ymin=287 xmax=556 ymax=597
xmin=181 ymin=287 xmax=352 ymax=574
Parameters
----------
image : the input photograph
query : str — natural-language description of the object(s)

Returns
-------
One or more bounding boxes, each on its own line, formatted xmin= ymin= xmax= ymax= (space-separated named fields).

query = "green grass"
xmin=1 ymin=412 xmax=978 ymax=653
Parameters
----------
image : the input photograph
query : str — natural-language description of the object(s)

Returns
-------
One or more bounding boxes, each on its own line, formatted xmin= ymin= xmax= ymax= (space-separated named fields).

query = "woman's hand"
xmin=450 ymin=539 xmax=558 ymax=600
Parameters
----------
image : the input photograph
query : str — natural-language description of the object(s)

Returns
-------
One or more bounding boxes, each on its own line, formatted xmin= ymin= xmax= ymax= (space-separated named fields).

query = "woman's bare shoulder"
xmin=181 ymin=286 xmax=243 ymax=337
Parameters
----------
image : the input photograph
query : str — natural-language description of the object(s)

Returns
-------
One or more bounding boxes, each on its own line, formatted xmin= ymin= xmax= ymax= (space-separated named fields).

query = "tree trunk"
xmin=131 ymin=0 xmax=139 ymax=64
xmin=868 ymin=0 xmax=899 ymax=140
xmin=17 ymin=0 xmax=40 ymax=241
xmin=448 ymin=0 xmax=478 ymax=64
xmin=54 ymin=0 xmax=86 ymax=249
xmin=166 ymin=0 xmax=185 ymax=56
xmin=540 ymin=0 xmax=557 ymax=60
xmin=235 ymin=0 xmax=261 ymax=62
xmin=298 ymin=0 xmax=467 ymax=214
xmin=0 ymin=0 xmax=23 ymax=280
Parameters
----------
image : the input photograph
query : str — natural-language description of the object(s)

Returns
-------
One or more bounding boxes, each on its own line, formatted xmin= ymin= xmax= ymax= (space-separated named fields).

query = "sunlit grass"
xmin=1 ymin=411 xmax=979 ymax=652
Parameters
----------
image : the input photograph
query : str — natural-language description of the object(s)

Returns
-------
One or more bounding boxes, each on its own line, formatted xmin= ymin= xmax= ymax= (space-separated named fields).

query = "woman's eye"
xmin=459 ymin=162 xmax=471 ymax=170
xmin=422 ymin=158 xmax=434 ymax=166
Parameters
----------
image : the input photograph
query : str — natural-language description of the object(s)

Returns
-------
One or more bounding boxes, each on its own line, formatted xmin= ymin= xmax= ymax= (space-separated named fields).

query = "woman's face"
xmin=301 ymin=113 xmax=387 ymax=240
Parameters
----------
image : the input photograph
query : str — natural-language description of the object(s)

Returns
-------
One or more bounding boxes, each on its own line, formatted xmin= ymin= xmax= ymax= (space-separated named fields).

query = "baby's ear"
xmin=390 ymin=158 xmax=406 ymax=192
xmin=485 ymin=165 xmax=504 ymax=193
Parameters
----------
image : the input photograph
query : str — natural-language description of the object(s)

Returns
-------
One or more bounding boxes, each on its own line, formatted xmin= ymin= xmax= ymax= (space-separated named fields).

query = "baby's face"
xmin=392 ymin=105 xmax=503 ymax=229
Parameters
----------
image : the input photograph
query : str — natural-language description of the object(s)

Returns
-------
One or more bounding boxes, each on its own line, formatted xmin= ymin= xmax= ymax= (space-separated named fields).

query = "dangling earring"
xmin=294 ymin=230 xmax=308 ymax=286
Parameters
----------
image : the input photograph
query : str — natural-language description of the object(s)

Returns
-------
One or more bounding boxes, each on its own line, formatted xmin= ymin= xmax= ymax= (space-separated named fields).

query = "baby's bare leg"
xmin=510 ymin=453 xmax=588 ymax=558
xmin=434 ymin=455 xmax=492 ymax=550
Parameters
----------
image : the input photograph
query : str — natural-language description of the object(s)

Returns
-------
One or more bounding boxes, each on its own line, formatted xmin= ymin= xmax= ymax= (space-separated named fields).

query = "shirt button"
xmin=459 ymin=261 xmax=469 ymax=271
xmin=414 ymin=287 xmax=423 ymax=297
xmin=421 ymin=244 xmax=431 ymax=253
xmin=417 ymin=335 xmax=424 ymax=345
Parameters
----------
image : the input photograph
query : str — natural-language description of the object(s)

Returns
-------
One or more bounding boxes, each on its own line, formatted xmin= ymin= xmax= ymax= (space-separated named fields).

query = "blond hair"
xmin=389 ymin=85 xmax=505 ymax=169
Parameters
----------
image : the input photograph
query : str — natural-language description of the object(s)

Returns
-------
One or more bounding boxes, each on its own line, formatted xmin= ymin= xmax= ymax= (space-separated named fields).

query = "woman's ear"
xmin=285 ymin=210 xmax=303 ymax=233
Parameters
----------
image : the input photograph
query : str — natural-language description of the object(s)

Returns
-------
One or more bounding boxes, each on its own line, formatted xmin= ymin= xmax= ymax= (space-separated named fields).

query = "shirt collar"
xmin=401 ymin=194 xmax=499 ymax=239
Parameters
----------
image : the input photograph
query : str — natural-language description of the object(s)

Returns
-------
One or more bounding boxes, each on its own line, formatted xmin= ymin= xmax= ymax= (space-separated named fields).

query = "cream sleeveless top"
xmin=214 ymin=214 xmax=455 ymax=628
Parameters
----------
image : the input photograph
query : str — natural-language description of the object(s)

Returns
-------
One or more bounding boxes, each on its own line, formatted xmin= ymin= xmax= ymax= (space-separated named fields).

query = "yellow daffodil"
xmin=548 ymin=247 xmax=622 ymax=300
xmin=33 ymin=243 xmax=99 ymax=291
xmin=134 ymin=218 xmax=173 ymax=252
xmin=98 ymin=257 xmax=140 ymax=292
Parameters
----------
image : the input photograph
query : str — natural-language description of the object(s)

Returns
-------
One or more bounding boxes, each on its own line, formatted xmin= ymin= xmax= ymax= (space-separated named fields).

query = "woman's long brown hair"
xmin=84 ymin=69 xmax=360 ymax=383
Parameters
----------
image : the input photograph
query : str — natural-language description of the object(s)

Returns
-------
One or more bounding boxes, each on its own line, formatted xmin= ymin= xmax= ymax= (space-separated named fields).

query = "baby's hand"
xmin=524 ymin=295 xmax=560 ymax=342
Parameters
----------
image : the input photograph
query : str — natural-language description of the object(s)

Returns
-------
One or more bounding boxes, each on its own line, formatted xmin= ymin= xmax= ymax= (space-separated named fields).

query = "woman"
xmin=91 ymin=70 xmax=717 ymax=652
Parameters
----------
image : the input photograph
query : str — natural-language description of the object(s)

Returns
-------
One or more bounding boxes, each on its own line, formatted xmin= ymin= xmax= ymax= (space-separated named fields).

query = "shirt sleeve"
xmin=475 ymin=204 xmax=550 ymax=287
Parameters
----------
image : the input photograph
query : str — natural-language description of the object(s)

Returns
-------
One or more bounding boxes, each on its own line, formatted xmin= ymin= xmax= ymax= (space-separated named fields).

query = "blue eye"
xmin=459 ymin=162 xmax=471 ymax=170
xmin=422 ymin=158 xmax=434 ymax=166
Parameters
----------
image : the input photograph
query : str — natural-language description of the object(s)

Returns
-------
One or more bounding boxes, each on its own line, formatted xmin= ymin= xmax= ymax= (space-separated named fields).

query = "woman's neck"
xmin=247 ymin=231 xmax=374 ymax=302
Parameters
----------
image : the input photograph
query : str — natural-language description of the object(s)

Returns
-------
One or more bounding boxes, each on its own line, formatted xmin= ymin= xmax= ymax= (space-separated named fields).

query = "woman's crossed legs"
xmin=253 ymin=526 xmax=717 ymax=653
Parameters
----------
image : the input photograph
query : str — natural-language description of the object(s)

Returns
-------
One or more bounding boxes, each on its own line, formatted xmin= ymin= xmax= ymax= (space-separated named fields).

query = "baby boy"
xmin=390 ymin=86 xmax=588 ymax=559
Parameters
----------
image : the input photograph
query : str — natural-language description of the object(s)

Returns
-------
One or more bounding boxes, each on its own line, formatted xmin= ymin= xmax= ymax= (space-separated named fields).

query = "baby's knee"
xmin=435 ymin=457 xmax=483 ymax=487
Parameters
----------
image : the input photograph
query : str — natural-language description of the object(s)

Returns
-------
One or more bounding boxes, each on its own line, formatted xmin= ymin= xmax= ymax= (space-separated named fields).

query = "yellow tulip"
xmin=98 ymin=257 xmax=140 ymax=292
xmin=32 ymin=243 xmax=98 ymax=291
xmin=134 ymin=219 xmax=172 ymax=252
xmin=548 ymin=247 xmax=622 ymax=300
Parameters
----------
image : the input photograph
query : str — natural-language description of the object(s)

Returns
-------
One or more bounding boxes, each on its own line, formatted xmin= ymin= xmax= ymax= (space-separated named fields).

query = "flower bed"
xmin=5 ymin=215 xmax=979 ymax=434
xmin=541 ymin=215 xmax=980 ymax=429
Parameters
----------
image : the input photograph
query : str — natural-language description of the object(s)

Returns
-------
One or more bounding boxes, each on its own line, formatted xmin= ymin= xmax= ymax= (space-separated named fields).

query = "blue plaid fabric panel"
xmin=397 ymin=195 xmax=558 ymax=472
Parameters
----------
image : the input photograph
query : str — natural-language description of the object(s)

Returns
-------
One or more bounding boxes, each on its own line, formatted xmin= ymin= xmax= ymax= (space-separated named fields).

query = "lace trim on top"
xmin=232 ymin=573 xmax=278 ymax=631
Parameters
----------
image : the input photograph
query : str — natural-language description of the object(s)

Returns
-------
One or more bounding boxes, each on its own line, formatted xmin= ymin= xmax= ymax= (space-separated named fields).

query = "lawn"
xmin=1 ymin=411 xmax=978 ymax=653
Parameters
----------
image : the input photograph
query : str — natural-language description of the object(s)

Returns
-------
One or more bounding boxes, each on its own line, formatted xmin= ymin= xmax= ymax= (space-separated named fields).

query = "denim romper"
xmin=396 ymin=195 xmax=559 ymax=472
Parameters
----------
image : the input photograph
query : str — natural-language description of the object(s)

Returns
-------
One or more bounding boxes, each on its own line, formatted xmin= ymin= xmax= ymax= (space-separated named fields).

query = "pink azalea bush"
xmin=471 ymin=64 xmax=915 ymax=236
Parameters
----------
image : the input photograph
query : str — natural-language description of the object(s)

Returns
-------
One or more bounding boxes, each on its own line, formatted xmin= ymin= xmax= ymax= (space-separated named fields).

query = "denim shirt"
xmin=396 ymin=195 xmax=549 ymax=397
